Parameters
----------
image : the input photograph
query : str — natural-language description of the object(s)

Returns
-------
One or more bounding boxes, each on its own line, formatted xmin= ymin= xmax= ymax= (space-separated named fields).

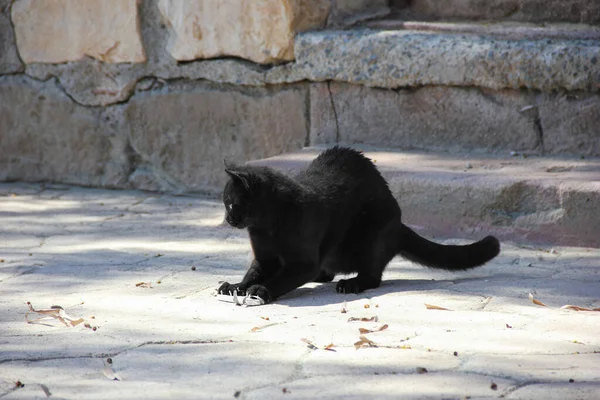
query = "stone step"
xmin=296 ymin=23 xmax=600 ymax=156
xmin=250 ymin=147 xmax=600 ymax=248
xmin=386 ymin=0 xmax=600 ymax=24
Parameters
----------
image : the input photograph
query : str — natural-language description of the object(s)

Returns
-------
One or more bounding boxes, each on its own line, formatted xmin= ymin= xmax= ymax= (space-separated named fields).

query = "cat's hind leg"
xmin=313 ymin=270 xmax=336 ymax=283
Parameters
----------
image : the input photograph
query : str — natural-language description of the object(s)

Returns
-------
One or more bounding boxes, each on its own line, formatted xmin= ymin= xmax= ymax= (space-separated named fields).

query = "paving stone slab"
xmin=0 ymin=183 xmax=598 ymax=399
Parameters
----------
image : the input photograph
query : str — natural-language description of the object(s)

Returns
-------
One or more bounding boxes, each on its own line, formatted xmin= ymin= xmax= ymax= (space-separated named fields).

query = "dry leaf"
xmin=425 ymin=304 xmax=452 ymax=311
xmin=250 ymin=326 xmax=261 ymax=332
xmin=364 ymin=304 xmax=370 ymax=309
xmin=528 ymin=293 xmax=548 ymax=307
xmin=348 ymin=316 xmax=378 ymax=322
xmin=260 ymin=316 xmax=270 ymax=321
xmin=324 ymin=343 xmax=336 ymax=352
xmin=506 ymin=323 xmax=513 ymax=329
xmin=354 ymin=335 xmax=377 ymax=350
xmin=135 ymin=282 xmax=152 ymax=288
xmin=560 ymin=305 xmax=600 ymax=312
xmin=399 ymin=344 xmax=412 ymax=349
xmin=358 ymin=324 xmax=388 ymax=334
xmin=25 ymin=302 xmax=84 ymax=327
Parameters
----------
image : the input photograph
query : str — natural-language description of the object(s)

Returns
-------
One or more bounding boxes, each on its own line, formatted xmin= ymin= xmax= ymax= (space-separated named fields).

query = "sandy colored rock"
xmin=539 ymin=92 xmax=600 ymax=157
xmin=0 ymin=1 xmax=22 ymax=73
xmin=311 ymin=83 xmax=540 ymax=153
xmin=158 ymin=0 xmax=330 ymax=64
xmin=11 ymin=0 xmax=146 ymax=63
xmin=0 ymin=76 xmax=128 ymax=186
xmin=123 ymin=82 xmax=308 ymax=192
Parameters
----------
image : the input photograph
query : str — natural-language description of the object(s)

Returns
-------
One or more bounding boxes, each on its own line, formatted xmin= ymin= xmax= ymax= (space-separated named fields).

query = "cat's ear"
xmin=224 ymin=162 xmax=251 ymax=190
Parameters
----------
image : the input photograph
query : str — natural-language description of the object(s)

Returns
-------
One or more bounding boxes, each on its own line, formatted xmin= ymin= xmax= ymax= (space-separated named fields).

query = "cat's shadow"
xmin=276 ymin=276 xmax=489 ymax=308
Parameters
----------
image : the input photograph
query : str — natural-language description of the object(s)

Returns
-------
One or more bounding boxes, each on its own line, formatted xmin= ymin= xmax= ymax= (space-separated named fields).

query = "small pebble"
xmin=490 ymin=382 xmax=498 ymax=390
xmin=453 ymin=351 xmax=458 ymax=356
xmin=569 ymin=378 xmax=575 ymax=383
xmin=465 ymin=162 xmax=472 ymax=169
xmin=191 ymin=266 xmax=196 ymax=271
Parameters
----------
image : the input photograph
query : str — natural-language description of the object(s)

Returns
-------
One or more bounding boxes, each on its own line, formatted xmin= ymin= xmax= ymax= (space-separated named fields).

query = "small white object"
xmin=215 ymin=291 xmax=265 ymax=307
xmin=519 ymin=105 xmax=536 ymax=113
xmin=465 ymin=162 xmax=472 ymax=169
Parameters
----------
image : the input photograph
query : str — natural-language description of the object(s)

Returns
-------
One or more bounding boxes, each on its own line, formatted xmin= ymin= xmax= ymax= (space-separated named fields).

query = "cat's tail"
xmin=397 ymin=224 xmax=500 ymax=270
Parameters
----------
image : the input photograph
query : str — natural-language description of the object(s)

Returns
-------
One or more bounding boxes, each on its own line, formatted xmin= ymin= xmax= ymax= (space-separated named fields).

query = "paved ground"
xmin=1 ymin=183 xmax=599 ymax=399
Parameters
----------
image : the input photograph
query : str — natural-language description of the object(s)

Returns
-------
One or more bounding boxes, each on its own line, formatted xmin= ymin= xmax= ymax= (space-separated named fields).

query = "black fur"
xmin=219 ymin=147 xmax=500 ymax=303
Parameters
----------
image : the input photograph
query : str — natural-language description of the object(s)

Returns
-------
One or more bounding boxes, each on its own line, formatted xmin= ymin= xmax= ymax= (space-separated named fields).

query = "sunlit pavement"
xmin=1 ymin=183 xmax=599 ymax=399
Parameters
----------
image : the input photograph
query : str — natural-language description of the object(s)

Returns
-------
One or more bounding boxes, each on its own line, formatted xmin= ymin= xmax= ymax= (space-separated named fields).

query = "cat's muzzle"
xmin=226 ymin=216 xmax=247 ymax=229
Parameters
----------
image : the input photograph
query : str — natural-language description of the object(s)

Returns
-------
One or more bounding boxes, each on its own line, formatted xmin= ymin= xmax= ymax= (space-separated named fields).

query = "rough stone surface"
xmin=0 ymin=183 xmax=599 ymax=399
xmin=539 ymin=92 xmax=600 ymax=157
xmin=11 ymin=0 xmax=146 ymax=63
xmin=292 ymin=30 xmax=600 ymax=93
xmin=311 ymin=82 xmax=540 ymax=153
xmin=328 ymin=0 xmax=390 ymax=27
xmin=122 ymin=82 xmax=309 ymax=192
xmin=253 ymin=148 xmax=600 ymax=247
xmin=16 ymin=23 xmax=600 ymax=106
xmin=396 ymin=0 xmax=600 ymax=24
xmin=309 ymin=82 xmax=339 ymax=144
xmin=0 ymin=76 xmax=129 ymax=186
xmin=158 ymin=0 xmax=330 ymax=64
xmin=0 ymin=0 xmax=23 ymax=74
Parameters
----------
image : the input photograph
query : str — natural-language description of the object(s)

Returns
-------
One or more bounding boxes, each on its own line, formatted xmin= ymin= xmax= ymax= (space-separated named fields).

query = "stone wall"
xmin=1 ymin=0 xmax=599 ymax=193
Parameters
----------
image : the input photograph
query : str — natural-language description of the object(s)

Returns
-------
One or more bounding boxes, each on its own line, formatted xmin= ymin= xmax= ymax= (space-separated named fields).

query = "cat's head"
xmin=222 ymin=162 xmax=271 ymax=229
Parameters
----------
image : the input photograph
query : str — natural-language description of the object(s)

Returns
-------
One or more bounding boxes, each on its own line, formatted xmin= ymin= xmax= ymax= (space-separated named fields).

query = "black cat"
xmin=218 ymin=147 xmax=500 ymax=303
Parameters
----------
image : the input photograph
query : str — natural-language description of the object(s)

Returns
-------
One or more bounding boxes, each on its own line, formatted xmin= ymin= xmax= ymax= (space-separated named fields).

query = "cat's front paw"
xmin=218 ymin=282 xmax=246 ymax=296
xmin=246 ymin=284 xmax=272 ymax=304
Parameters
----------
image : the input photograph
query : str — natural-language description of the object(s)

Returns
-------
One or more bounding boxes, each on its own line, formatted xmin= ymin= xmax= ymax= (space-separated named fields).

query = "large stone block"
xmin=0 ymin=1 xmax=23 ymax=73
xmin=158 ymin=0 xmax=330 ymax=64
xmin=11 ymin=0 xmax=146 ymax=63
xmin=123 ymin=82 xmax=308 ymax=192
xmin=0 ymin=76 xmax=129 ymax=186
xmin=311 ymin=83 xmax=540 ymax=153
xmin=293 ymin=30 xmax=600 ymax=93
xmin=539 ymin=93 xmax=600 ymax=157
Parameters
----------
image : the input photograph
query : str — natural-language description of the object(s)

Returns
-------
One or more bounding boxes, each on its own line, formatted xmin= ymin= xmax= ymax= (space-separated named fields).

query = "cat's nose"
xmin=226 ymin=215 xmax=241 ymax=227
